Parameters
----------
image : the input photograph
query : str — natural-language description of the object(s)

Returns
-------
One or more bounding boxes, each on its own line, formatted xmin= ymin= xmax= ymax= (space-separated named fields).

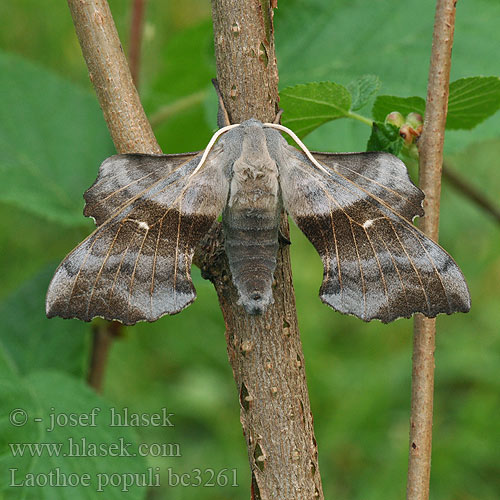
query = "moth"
xmin=46 ymin=95 xmax=470 ymax=325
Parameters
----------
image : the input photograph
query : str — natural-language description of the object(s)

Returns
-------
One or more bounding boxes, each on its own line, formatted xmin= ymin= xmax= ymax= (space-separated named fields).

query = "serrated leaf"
xmin=0 ymin=368 xmax=147 ymax=499
xmin=0 ymin=266 xmax=89 ymax=377
xmin=0 ymin=52 xmax=114 ymax=226
xmin=280 ymin=82 xmax=352 ymax=138
xmin=447 ymin=76 xmax=500 ymax=129
xmin=372 ymin=95 xmax=426 ymax=123
xmin=367 ymin=122 xmax=404 ymax=156
xmin=348 ymin=75 xmax=381 ymax=111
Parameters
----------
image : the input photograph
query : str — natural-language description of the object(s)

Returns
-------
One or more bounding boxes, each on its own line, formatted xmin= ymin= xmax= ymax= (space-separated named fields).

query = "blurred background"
xmin=0 ymin=0 xmax=499 ymax=499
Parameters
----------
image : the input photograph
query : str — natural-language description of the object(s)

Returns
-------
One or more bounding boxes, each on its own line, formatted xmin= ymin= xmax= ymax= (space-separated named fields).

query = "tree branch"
xmin=407 ymin=1 xmax=457 ymax=498
xmin=128 ymin=0 xmax=147 ymax=87
xmin=201 ymin=1 xmax=324 ymax=498
xmin=67 ymin=0 xmax=160 ymax=155
xmin=67 ymin=0 xmax=162 ymax=392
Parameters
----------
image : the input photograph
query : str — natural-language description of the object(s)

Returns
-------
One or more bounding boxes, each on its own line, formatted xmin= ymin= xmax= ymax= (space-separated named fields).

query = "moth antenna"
xmin=263 ymin=123 xmax=330 ymax=175
xmin=212 ymin=78 xmax=231 ymax=127
xmin=273 ymin=108 xmax=284 ymax=124
xmin=190 ymin=124 xmax=240 ymax=177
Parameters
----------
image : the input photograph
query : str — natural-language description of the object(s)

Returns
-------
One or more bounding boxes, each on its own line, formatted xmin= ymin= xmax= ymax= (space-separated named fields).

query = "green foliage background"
xmin=0 ymin=0 xmax=499 ymax=498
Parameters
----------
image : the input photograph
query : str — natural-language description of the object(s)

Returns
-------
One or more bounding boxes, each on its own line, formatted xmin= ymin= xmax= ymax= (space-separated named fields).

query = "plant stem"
xmin=346 ymin=110 xmax=374 ymax=126
xmin=129 ymin=0 xmax=147 ymax=87
xmin=407 ymin=1 xmax=457 ymax=499
xmin=87 ymin=321 xmax=121 ymax=392
xmin=443 ymin=162 xmax=500 ymax=225
xmin=149 ymin=89 xmax=209 ymax=127
xmin=67 ymin=0 xmax=162 ymax=391
xmin=202 ymin=1 xmax=324 ymax=497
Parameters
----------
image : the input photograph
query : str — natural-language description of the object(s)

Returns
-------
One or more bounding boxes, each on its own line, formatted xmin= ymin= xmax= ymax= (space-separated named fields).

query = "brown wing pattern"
xmin=279 ymin=148 xmax=470 ymax=323
xmin=311 ymin=151 xmax=425 ymax=219
xmin=46 ymin=149 xmax=228 ymax=325
xmin=84 ymin=152 xmax=200 ymax=225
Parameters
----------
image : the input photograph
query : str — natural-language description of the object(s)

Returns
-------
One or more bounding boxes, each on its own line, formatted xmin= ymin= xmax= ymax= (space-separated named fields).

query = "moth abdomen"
xmin=223 ymin=207 xmax=280 ymax=315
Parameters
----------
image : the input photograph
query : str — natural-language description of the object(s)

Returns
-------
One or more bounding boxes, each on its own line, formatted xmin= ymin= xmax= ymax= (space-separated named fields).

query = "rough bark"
xmin=407 ymin=1 xmax=457 ymax=498
xmin=199 ymin=1 xmax=324 ymax=498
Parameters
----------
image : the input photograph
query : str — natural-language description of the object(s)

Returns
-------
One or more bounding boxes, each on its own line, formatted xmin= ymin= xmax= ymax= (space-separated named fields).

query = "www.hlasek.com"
xmin=9 ymin=437 xmax=181 ymax=458
xmin=9 ymin=467 xmax=239 ymax=491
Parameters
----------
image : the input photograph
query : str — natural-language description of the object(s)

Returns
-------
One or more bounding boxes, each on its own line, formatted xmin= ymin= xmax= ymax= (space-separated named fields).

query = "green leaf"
xmin=367 ymin=122 xmax=404 ymax=156
xmin=0 ymin=51 xmax=114 ymax=226
xmin=0 ymin=266 xmax=89 ymax=377
xmin=372 ymin=95 xmax=426 ymax=123
xmin=276 ymin=0 xmax=500 ymax=153
xmin=0 ymin=368 xmax=147 ymax=499
xmin=447 ymin=76 xmax=500 ymax=130
xmin=348 ymin=75 xmax=381 ymax=111
xmin=280 ymin=82 xmax=352 ymax=138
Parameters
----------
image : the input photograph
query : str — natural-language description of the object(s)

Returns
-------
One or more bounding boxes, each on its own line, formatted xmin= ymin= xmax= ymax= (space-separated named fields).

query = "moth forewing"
xmin=84 ymin=152 xmax=202 ymax=226
xmin=46 ymin=147 xmax=230 ymax=325
xmin=274 ymin=134 xmax=470 ymax=322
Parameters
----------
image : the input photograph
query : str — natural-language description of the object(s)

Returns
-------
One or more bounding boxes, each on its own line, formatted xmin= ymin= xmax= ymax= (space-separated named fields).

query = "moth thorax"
xmin=229 ymin=158 xmax=279 ymax=209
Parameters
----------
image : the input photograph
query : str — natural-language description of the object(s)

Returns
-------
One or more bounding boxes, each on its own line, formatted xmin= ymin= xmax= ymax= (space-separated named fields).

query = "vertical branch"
xmin=67 ymin=0 xmax=161 ymax=391
xmin=203 ymin=1 xmax=324 ymax=498
xmin=87 ymin=321 xmax=121 ymax=392
xmin=128 ymin=0 xmax=147 ymax=87
xmin=407 ymin=1 xmax=457 ymax=499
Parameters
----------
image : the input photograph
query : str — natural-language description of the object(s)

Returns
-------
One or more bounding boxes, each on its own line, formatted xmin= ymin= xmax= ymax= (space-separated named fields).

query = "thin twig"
xmin=149 ymin=89 xmax=209 ymax=127
xmin=87 ymin=321 xmax=121 ymax=392
xmin=443 ymin=162 xmax=500 ymax=225
xmin=407 ymin=1 xmax=457 ymax=499
xmin=67 ymin=0 xmax=161 ymax=391
xmin=129 ymin=0 xmax=147 ymax=87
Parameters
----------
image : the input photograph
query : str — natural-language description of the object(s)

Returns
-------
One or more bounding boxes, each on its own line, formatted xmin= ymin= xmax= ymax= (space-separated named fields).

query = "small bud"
xmin=399 ymin=124 xmax=419 ymax=146
xmin=406 ymin=112 xmax=423 ymax=130
xmin=385 ymin=111 xmax=405 ymax=128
